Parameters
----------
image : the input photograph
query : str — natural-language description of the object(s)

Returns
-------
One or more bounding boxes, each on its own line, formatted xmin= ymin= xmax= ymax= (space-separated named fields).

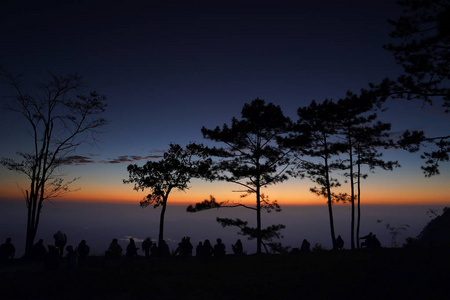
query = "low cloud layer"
xmin=102 ymin=155 xmax=163 ymax=164
xmin=63 ymin=153 xmax=163 ymax=165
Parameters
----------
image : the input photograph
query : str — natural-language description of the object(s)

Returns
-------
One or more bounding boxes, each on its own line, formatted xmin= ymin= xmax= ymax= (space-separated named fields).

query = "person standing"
xmin=53 ymin=231 xmax=67 ymax=257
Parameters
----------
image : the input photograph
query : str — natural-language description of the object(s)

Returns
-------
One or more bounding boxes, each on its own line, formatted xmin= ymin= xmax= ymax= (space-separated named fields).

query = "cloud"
xmin=102 ymin=155 xmax=163 ymax=164
xmin=62 ymin=152 xmax=164 ymax=165
xmin=63 ymin=155 xmax=96 ymax=165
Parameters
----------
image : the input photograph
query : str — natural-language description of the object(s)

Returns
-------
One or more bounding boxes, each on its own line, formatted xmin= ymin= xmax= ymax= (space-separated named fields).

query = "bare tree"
xmin=0 ymin=70 xmax=108 ymax=256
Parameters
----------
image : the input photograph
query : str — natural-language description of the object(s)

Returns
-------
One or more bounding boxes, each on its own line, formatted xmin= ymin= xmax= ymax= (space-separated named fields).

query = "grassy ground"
xmin=1 ymin=248 xmax=449 ymax=299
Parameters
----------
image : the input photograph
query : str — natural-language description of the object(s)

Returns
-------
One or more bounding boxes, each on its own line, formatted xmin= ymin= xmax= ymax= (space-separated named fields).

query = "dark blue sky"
xmin=1 ymin=0 xmax=449 ymax=203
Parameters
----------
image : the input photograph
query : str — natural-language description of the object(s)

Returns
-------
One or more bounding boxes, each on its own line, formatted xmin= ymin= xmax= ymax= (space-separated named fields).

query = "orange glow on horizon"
xmin=2 ymin=175 xmax=449 ymax=206
xmin=2 ymin=188 xmax=449 ymax=206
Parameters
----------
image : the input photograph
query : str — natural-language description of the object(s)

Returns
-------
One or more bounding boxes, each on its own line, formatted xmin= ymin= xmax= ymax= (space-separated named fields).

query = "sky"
xmin=1 ymin=0 xmax=449 ymax=207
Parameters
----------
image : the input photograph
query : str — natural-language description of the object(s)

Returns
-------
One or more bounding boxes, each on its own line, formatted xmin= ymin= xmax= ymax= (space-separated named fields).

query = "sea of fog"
xmin=0 ymin=200 xmax=446 ymax=257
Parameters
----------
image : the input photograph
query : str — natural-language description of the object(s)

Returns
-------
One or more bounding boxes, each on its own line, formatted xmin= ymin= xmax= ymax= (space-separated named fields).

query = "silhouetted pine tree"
xmin=376 ymin=0 xmax=450 ymax=176
xmin=124 ymin=143 xmax=211 ymax=252
xmin=187 ymin=99 xmax=292 ymax=255
xmin=290 ymin=99 xmax=346 ymax=250
xmin=336 ymin=91 xmax=400 ymax=249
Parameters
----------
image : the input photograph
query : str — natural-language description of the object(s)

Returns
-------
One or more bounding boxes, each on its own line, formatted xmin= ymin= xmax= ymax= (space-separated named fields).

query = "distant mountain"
xmin=410 ymin=207 xmax=450 ymax=247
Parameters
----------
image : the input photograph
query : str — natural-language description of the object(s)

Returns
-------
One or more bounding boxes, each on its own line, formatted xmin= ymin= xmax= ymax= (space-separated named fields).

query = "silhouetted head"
xmin=217 ymin=238 xmax=222 ymax=243
xmin=6 ymin=237 xmax=11 ymax=243
xmin=80 ymin=240 xmax=86 ymax=244
xmin=112 ymin=238 xmax=118 ymax=244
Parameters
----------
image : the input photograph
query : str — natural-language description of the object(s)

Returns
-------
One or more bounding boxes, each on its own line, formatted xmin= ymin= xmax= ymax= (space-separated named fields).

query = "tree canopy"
xmin=188 ymin=99 xmax=292 ymax=254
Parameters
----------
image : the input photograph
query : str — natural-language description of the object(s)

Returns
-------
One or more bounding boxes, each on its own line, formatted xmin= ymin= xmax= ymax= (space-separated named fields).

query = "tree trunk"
xmin=349 ymin=137 xmax=355 ymax=250
xmin=256 ymin=182 xmax=262 ymax=255
xmin=158 ymin=196 xmax=168 ymax=251
xmin=324 ymin=155 xmax=337 ymax=250
xmin=356 ymin=153 xmax=361 ymax=249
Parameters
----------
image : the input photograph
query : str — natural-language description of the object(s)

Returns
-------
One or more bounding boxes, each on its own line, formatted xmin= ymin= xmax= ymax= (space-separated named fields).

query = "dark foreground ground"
xmin=1 ymin=248 xmax=449 ymax=300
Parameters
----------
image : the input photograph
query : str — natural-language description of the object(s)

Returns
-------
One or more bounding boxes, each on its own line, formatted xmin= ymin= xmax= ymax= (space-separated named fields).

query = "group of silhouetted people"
xmin=195 ymin=238 xmax=230 ymax=258
xmin=103 ymin=236 xmax=235 ymax=259
xmin=360 ymin=232 xmax=381 ymax=249
xmin=5 ymin=231 xmax=90 ymax=270
xmin=2 ymin=231 xmax=384 ymax=269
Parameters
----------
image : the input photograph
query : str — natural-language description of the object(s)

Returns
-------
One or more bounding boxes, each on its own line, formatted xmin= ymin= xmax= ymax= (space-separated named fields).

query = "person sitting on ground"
xmin=336 ymin=235 xmax=344 ymax=250
xmin=66 ymin=245 xmax=78 ymax=269
xmin=300 ymin=239 xmax=310 ymax=253
xmin=232 ymin=239 xmax=243 ymax=255
xmin=107 ymin=238 xmax=123 ymax=257
xmin=126 ymin=238 xmax=139 ymax=258
xmin=0 ymin=237 xmax=15 ymax=261
xmin=159 ymin=240 xmax=170 ymax=257
xmin=45 ymin=245 xmax=60 ymax=271
xmin=213 ymin=238 xmax=226 ymax=258
xmin=371 ymin=235 xmax=381 ymax=249
xmin=360 ymin=232 xmax=379 ymax=249
xmin=77 ymin=240 xmax=90 ymax=259
xmin=150 ymin=243 xmax=159 ymax=257
xmin=32 ymin=239 xmax=47 ymax=261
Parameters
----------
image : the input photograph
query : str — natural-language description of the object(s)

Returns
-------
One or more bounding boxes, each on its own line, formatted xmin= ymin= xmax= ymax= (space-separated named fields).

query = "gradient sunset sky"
xmin=1 ymin=0 xmax=449 ymax=206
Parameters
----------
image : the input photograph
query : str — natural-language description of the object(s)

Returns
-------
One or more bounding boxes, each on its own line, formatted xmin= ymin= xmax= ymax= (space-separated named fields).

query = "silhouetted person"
xmin=142 ymin=237 xmax=152 ymax=258
xmin=0 ymin=237 xmax=15 ymax=261
xmin=360 ymin=232 xmax=381 ymax=249
xmin=371 ymin=235 xmax=381 ymax=248
xmin=45 ymin=245 xmax=59 ymax=271
xmin=175 ymin=236 xmax=193 ymax=257
xmin=213 ymin=238 xmax=226 ymax=258
xmin=361 ymin=232 xmax=374 ymax=248
xmin=360 ymin=232 xmax=373 ymax=246
xmin=159 ymin=240 xmax=170 ymax=257
xmin=66 ymin=245 xmax=78 ymax=269
xmin=300 ymin=239 xmax=310 ymax=253
xmin=53 ymin=230 xmax=67 ymax=257
xmin=150 ymin=243 xmax=159 ymax=257
xmin=126 ymin=238 xmax=139 ymax=258
xmin=202 ymin=239 xmax=213 ymax=257
xmin=184 ymin=237 xmax=193 ymax=257
xmin=107 ymin=238 xmax=123 ymax=257
xmin=77 ymin=240 xmax=90 ymax=259
xmin=196 ymin=242 xmax=203 ymax=257
xmin=336 ymin=235 xmax=344 ymax=250
xmin=32 ymin=239 xmax=47 ymax=261
xmin=232 ymin=239 xmax=243 ymax=255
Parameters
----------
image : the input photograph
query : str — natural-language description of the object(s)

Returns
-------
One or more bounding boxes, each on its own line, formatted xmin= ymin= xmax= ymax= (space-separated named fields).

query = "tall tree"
xmin=187 ymin=99 xmax=292 ymax=254
xmin=336 ymin=92 xmax=379 ymax=250
xmin=379 ymin=0 xmax=450 ymax=176
xmin=0 ymin=70 xmax=108 ymax=256
xmin=289 ymin=99 xmax=346 ymax=250
xmin=336 ymin=92 xmax=399 ymax=249
xmin=124 ymin=143 xmax=211 ymax=252
xmin=353 ymin=124 xmax=400 ymax=248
